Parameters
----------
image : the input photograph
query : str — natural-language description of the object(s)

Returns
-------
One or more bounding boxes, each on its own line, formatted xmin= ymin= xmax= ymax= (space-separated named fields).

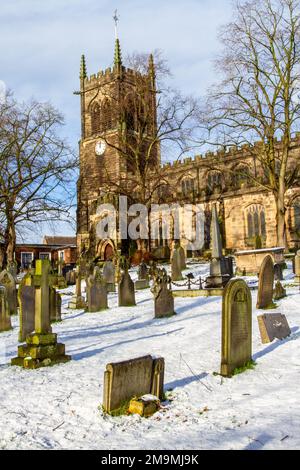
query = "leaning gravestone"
xmin=118 ymin=268 xmax=136 ymax=307
xmin=0 ymin=270 xmax=18 ymax=315
xmin=18 ymin=272 xmax=35 ymax=342
xmin=257 ymin=313 xmax=291 ymax=344
xmin=221 ymin=278 xmax=252 ymax=377
xmin=152 ymin=269 xmax=175 ymax=318
xmin=171 ymin=248 xmax=183 ymax=282
xmin=86 ymin=269 xmax=108 ymax=312
xmin=103 ymin=261 xmax=116 ymax=293
xmin=256 ymin=255 xmax=275 ymax=309
xmin=0 ymin=286 xmax=12 ymax=332
xmin=103 ymin=355 xmax=165 ymax=414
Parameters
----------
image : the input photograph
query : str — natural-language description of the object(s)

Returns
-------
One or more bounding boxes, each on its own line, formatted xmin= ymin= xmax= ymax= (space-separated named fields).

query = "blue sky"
xmin=0 ymin=0 xmax=233 ymax=241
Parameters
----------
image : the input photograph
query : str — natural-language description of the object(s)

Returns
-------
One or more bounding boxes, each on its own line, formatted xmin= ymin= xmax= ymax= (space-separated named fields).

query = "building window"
xmin=182 ymin=178 xmax=195 ymax=197
xmin=21 ymin=252 xmax=33 ymax=269
xmin=233 ymin=165 xmax=250 ymax=189
xmin=207 ymin=171 xmax=222 ymax=192
xmin=246 ymin=205 xmax=266 ymax=240
xmin=91 ymin=103 xmax=101 ymax=135
xmin=39 ymin=252 xmax=51 ymax=260
xmin=101 ymin=100 xmax=112 ymax=132
xmin=58 ymin=251 xmax=65 ymax=261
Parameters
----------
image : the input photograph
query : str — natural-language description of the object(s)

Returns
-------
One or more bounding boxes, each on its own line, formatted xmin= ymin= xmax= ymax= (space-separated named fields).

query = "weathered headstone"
xmin=18 ymin=272 xmax=35 ymax=342
xmin=152 ymin=268 xmax=175 ymax=318
xmin=178 ymin=245 xmax=186 ymax=270
xmin=86 ymin=269 xmax=108 ymax=312
xmin=257 ymin=313 xmax=291 ymax=344
xmin=205 ymin=204 xmax=232 ymax=288
xmin=0 ymin=270 xmax=18 ymax=315
xmin=135 ymin=262 xmax=150 ymax=290
xmin=118 ymin=268 xmax=136 ymax=307
xmin=274 ymin=263 xmax=283 ymax=281
xmin=103 ymin=355 xmax=165 ymax=414
xmin=11 ymin=260 xmax=71 ymax=369
xmin=273 ymin=281 xmax=287 ymax=301
xmin=256 ymin=255 xmax=275 ymax=309
xmin=66 ymin=270 xmax=76 ymax=286
xmin=0 ymin=286 xmax=12 ymax=332
xmin=49 ymin=287 xmax=62 ymax=323
xmin=171 ymin=248 xmax=183 ymax=282
xmin=68 ymin=266 xmax=86 ymax=309
xmin=221 ymin=278 xmax=252 ymax=377
xmin=103 ymin=261 xmax=116 ymax=293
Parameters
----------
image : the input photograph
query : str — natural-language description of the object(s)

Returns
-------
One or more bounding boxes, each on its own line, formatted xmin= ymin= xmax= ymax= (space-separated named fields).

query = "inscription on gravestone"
xmin=257 ymin=314 xmax=291 ymax=344
xmin=221 ymin=279 xmax=252 ymax=377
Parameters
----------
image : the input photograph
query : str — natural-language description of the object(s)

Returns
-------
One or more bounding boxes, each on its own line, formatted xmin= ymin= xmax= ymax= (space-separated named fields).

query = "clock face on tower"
xmin=95 ymin=139 xmax=106 ymax=156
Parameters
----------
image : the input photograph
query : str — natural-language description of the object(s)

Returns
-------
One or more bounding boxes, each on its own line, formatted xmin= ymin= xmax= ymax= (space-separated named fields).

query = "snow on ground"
xmin=0 ymin=263 xmax=299 ymax=450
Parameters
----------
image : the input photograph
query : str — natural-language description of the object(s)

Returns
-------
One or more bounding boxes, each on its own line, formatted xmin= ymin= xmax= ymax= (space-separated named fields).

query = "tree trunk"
xmin=5 ymin=210 xmax=16 ymax=267
xmin=275 ymin=191 xmax=287 ymax=249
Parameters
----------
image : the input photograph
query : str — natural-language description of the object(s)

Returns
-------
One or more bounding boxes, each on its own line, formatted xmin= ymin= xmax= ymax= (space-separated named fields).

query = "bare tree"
xmin=0 ymin=92 xmax=78 ymax=268
xmin=95 ymin=51 xmax=197 ymax=252
xmin=198 ymin=0 xmax=300 ymax=247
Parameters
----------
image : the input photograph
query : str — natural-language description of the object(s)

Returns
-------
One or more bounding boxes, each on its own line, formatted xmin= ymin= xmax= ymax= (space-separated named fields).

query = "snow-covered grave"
xmin=0 ymin=261 xmax=299 ymax=450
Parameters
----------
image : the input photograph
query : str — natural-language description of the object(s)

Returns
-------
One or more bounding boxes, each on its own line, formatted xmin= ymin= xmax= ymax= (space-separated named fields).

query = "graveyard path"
xmin=0 ymin=264 xmax=299 ymax=450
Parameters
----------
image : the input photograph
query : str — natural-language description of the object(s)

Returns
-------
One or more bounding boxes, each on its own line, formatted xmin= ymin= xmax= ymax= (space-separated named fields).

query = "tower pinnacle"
xmin=80 ymin=54 xmax=87 ymax=80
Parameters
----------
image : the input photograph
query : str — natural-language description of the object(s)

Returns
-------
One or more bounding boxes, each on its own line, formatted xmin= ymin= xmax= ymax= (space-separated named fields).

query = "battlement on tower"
xmin=84 ymin=65 xmax=146 ymax=88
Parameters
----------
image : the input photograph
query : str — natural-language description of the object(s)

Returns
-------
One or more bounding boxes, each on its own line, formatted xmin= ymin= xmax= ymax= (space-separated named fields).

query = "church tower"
xmin=76 ymin=35 xmax=159 ymax=260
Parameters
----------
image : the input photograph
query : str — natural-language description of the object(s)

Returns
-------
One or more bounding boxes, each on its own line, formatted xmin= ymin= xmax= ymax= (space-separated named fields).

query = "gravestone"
xmin=256 ymin=255 xmax=275 ymax=309
xmin=273 ymin=281 xmax=286 ymax=301
xmin=178 ymin=245 xmax=186 ymax=270
xmin=49 ymin=287 xmax=62 ymax=323
xmin=68 ymin=266 xmax=86 ymax=309
xmin=221 ymin=278 xmax=252 ymax=377
xmin=152 ymin=268 xmax=175 ymax=318
xmin=86 ymin=269 xmax=108 ymax=312
xmin=103 ymin=260 xmax=116 ymax=293
xmin=135 ymin=262 xmax=150 ymax=290
xmin=103 ymin=355 xmax=165 ymax=414
xmin=295 ymin=250 xmax=300 ymax=283
xmin=205 ymin=204 xmax=232 ymax=288
xmin=274 ymin=263 xmax=283 ymax=281
xmin=0 ymin=270 xmax=18 ymax=315
xmin=18 ymin=272 xmax=35 ymax=342
xmin=171 ymin=248 xmax=183 ymax=282
xmin=0 ymin=286 xmax=12 ymax=332
xmin=118 ymin=268 xmax=136 ymax=307
xmin=257 ymin=313 xmax=291 ymax=344
xmin=66 ymin=270 xmax=76 ymax=286
xmin=11 ymin=260 xmax=71 ymax=369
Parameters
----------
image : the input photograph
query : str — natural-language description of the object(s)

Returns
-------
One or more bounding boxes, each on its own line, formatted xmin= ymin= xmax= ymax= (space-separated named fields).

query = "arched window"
xmin=182 ymin=178 xmax=195 ymax=197
xmin=91 ymin=103 xmax=101 ymax=135
xmin=246 ymin=204 xmax=266 ymax=241
xmin=233 ymin=165 xmax=250 ymax=189
xmin=101 ymin=100 xmax=112 ymax=132
xmin=125 ymin=96 xmax=135 ymax=131
xmin=207 ymin=171 xmax=222 ymax=192
xmin=157 ymin=184 xmax=170 ymax=201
